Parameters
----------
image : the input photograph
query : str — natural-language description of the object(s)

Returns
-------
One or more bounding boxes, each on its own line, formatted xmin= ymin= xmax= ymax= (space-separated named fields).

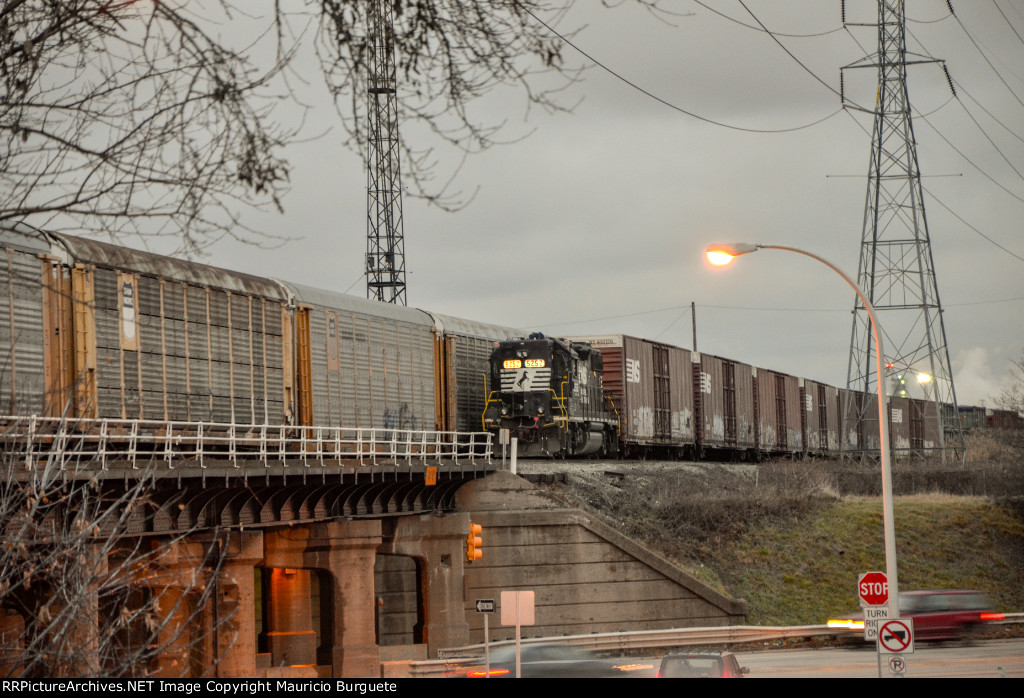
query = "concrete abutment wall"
xmin=455 ymin=472 xmax=747 ymax=642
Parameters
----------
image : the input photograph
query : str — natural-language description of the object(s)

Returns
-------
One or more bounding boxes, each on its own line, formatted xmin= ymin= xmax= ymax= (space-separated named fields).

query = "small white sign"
xmin=500 ymin=590 xmax=535 ymax=626
xmin=626 ymin=358 xmax=640 ymax=384
xmin=863 ymin=606 xmax=891 ymax=641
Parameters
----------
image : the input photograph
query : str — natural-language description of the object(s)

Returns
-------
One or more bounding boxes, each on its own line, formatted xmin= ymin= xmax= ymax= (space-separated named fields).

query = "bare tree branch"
xmin=994 ymin=349 xmax=1024 ymax=417
xmin=1 ymin=1 xmax=292 ymax=255
xmin=0 ymin=436 xmax=228 ymax=677
xmin=2 ymin=1 xmax=662 ymax=245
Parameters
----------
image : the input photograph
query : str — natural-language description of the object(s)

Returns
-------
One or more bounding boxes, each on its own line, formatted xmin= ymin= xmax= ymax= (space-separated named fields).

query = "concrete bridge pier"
xmin=209 ymin=531 xmax=264 ymax=678
xmin=379 ymin=513 xmax=472 ymax=658
xmin=302 ymin=520 xmax=383 ymax=678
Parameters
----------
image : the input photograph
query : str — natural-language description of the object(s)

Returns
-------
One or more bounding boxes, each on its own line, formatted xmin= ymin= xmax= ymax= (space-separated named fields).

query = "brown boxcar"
xmin=987 ymin=408 xmax=1023 ymax=430
xmin=801 ymin=378 xmax=840 ymax=456
xmin=753 ymin=367 xmax=803 ymax=455
xmin=568 ymin=335 xmax=696 ymax=457
xmin=908 ymin=397 xmax=942 ymax=452
xmin=693 ymin=352 xmax=755 ymax=455
xmin=887 ymin=395 xmax=912 ymax=453
xmin=840 ymin=388 xmax=881 ymax=455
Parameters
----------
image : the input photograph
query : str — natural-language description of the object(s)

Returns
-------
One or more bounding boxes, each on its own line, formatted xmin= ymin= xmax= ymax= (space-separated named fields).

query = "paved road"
xmin=732 ymin=639 xmax=1024 ymax=678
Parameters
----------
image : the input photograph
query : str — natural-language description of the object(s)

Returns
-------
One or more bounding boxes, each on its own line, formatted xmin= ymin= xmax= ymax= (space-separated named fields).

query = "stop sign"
xmin=858 ymin=571 xmax=889 ymax=606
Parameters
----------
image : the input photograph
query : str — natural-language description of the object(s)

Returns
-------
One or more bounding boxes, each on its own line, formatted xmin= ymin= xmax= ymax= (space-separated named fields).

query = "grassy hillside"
xmin=543 ymin=430 xmax=1024 ymax=626
xmin=717 ymin=494 xmax=1024 ymax=625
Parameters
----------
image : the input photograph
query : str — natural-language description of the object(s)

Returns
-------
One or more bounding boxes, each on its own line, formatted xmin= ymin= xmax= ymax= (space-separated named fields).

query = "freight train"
xmin=483 ymin=332 xmax=951 ymax=460
xmin=1 ymin=223 xmax=963 ymax=463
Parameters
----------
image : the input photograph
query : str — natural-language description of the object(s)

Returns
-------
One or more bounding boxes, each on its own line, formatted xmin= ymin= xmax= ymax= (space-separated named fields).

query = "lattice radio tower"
xmin=842 ymin=0 xmax=963 ymax=461
xmin=365 ymin=0 xmax=407 ymax=305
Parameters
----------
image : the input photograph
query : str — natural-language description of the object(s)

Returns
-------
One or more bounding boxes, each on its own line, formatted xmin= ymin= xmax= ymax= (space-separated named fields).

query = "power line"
xmin=949 ymin=3 xmax=1024 ymax=112
xmin=689 ymin=0 xmax=844 ymax=38
xmin=522 ymin=6 xmax=844 ymax=134
xmin=954 ymin=79 xmax=1024 ymax=147
xmin=992 ymin=0 xmax=1024 ymax=50
xmin=843 ymin=110 xmax=1024 ymax=264
xmin=916 ymin=110 xmax=1024 ymax=207
xmin=531 ymin=295 xmax=1024 ymax=334
xmin=736 ymin=0 xmax=844 ymax=101
xmin=921 ymin=180 xmax=1024 ymax=264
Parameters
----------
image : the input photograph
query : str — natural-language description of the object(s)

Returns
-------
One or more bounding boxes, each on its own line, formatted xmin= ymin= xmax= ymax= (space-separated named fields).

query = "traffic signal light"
xmin=466 ymin=522 xmax=482 ymax=563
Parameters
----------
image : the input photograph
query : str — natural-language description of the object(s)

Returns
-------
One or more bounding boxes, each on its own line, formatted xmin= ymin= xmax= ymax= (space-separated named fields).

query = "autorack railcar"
xmin=0 ymin=224 xmax=507 ymax=453
xmin=1 ymin=222 xmax=293 ymax=425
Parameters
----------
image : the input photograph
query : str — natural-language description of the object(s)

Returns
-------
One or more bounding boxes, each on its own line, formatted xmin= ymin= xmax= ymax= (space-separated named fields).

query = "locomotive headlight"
xmin=501 ymin=407 xmax=508 ymax=415
xmin=537 ymin=407 xmax=544 ymax=415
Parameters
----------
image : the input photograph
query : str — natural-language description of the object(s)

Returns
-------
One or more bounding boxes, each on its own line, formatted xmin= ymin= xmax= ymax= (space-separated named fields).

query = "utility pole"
xmin=365 ymin=0 xmax=407 ymax=305
xmin=842 ymin=0 xmax=964 ymax=462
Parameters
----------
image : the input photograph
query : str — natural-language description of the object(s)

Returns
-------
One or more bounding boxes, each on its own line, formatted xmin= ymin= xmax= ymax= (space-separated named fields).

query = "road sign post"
xmin=501 ymin=590 xmax=535 ymax=679
xmin=476 ymin=599 xmax=495 ymax=677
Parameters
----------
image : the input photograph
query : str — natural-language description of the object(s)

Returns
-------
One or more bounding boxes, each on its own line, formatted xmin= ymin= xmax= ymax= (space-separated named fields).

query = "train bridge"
xmin=1 ymin=417 xmax=747 ymax=678
xmin=1 ymin=417 xmax=495 ymax=677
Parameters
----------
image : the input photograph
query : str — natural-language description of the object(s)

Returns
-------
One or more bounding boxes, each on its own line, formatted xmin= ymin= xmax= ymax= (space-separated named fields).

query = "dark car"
xmin=828 ymin=589 xmax=1004 ymax=642
xmin=657 ymin=652 xmax=749 ymax=678
xmin=458 ymin=643 xmax=630 ymax=678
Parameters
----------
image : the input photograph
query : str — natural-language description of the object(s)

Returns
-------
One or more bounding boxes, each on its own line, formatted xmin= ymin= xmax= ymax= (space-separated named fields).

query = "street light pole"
xmin=705 ymin=242 xmax=899 ymax=621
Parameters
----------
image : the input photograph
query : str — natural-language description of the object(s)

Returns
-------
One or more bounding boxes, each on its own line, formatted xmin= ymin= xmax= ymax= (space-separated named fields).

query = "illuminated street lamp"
xmin=705 ymin=242 xmax=900 ymax=621
xmin=916 ymin=372 xmax=933 ymax=399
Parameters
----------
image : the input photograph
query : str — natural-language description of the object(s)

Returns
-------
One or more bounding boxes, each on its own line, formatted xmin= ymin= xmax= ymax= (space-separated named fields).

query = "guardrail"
xmin=415 ymin=615 xmax=1024 ymax=677
xmin=0 ymin=414 xmax=493 ymax=471
xmin=436 ymin=624 xmax=838 ymax=663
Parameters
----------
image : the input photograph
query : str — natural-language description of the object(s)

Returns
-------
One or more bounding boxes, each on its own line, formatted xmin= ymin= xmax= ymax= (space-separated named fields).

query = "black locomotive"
xmin=483 ymin=334 xmax=619 ymax=457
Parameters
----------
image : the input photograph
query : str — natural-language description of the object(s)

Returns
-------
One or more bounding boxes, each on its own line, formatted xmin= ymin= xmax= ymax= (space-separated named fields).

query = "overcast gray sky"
xmin=199 ymin=1 xmax=1024 ymax=407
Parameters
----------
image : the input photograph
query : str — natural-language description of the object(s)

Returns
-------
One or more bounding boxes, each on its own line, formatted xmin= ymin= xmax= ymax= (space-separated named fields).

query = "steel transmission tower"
xmin=365 ymin=0 xmax=407 ymax=305
xmin=842 ymin=1 xmax=963 ymax=461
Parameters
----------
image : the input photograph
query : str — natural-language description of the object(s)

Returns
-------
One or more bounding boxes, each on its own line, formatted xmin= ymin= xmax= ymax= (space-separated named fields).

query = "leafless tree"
xmin=994 ymin=350 xmax=1024 ymax=417
xmin=310 ymin=0 xmax=664 ymax=208
xmin=0 ymin=441 xmax=228 ymax=678
xmin=0 ymin=1 xmax=292 ymax=255
xmin=2 ymin=1 xmax=662 ymax=248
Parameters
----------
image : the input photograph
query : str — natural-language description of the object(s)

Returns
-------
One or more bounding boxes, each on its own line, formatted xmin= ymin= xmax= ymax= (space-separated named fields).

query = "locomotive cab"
xmin=484 ymin=334 xmax=617 ymax=457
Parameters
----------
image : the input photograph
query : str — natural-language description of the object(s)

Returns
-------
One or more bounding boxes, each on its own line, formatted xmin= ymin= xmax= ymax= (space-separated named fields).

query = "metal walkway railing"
xmin=0 ymin=415 xmax=493 ymax=471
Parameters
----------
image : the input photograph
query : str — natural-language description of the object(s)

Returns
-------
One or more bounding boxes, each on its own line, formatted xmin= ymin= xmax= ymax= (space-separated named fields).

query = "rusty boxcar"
xmin=693 ymin=352 xmax=756 ymax=457
xmin=800 ymin=378 xmax=840 ymax=455
xmin=568 ymin=334 xmax=696 ymax=458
